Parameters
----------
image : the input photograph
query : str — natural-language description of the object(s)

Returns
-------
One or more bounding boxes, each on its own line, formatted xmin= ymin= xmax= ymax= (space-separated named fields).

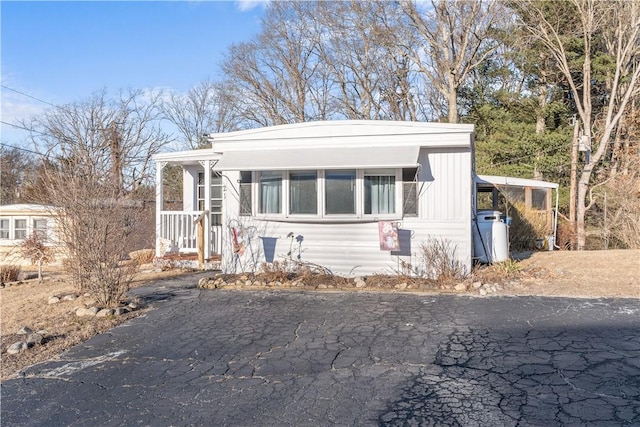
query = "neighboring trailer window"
xmin=33 ymin=219 xmax=48 ymax=239
xmin=325 ymin=170 xmax=356 ymax=215
xmin=290 ymin=171 xmax=317 ymax=214
xmin=14 ymin=219 xmax=27 ymax=240
xmin=402 ymin=168 xmax=418 ymax=217
xmin=364 ymin=170 xmax=395 ymax=215
xmin=239 ymin=171 xmax=252 ymax=216
xmin=259 ymin=171 xmax=282 ymax=214
xmin=0 ymin=219 xmax=9 ymax=239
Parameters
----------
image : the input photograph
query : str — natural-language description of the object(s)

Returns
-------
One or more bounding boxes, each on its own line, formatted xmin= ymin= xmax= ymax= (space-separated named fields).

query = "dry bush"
xmin=420 ymin=238 xmax=467 ymax=285
xmin=129 ymin=249 xmax=156 ymax=265
xmin=507 ymin=201 xmax=551 ymax=251
xmin=259 ymin=258 xmax=336 ymax=283
xmin=595 ymin=171 xmax=640 ymax=249
xmin=1 ymin=265 xmax=21 ymax=283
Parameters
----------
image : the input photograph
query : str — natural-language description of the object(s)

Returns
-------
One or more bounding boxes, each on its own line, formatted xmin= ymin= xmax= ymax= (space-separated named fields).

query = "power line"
xmin=1 ymin=84 xmax=59 ymax=108
xmin=0 ymin=142 xmax=46 ymax=157
xmin=0 ymin=120 xmax=52 ymax=139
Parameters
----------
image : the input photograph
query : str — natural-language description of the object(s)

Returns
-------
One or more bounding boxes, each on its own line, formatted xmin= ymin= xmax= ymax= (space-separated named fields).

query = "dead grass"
xmin=1 ymin=249 xmax=638 ymax=381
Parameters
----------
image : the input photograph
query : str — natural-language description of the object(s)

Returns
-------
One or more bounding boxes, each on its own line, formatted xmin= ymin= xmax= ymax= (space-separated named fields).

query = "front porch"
xmin=154 ymin=150 xmax=223 ymax=266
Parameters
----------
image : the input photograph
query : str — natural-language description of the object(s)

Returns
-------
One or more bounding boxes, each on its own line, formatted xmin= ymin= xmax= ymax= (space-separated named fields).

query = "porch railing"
xmin=159 ymin=211 xmax=222 ymax=255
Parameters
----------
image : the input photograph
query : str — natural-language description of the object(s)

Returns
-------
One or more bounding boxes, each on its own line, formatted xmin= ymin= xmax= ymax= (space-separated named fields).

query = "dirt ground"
xmin=1 ymin=249 xmax=638 ymax=381
xmin=511 ymin=249 xmax=639 ymax=298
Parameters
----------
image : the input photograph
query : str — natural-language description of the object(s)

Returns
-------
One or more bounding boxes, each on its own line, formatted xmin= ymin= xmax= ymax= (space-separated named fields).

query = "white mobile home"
xmin=154 ymin=120 xmax=477 ymax=275
xmin=0 ymin=204 xmax=65 ymax=266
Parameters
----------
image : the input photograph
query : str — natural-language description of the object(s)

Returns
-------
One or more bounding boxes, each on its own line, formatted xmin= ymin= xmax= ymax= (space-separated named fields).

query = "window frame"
xmin=288 ymin=170 xmax=319 ymax=216
xmin=258 ymin=170 xmax=284 ymax=215
xmin=247 ymin=167 xmax=414 ymax=221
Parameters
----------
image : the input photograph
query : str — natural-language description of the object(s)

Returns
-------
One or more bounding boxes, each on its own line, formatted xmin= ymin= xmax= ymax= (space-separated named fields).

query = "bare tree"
xmin=162 ymin=80 xmax=239 ymax=149
xmin=222 ymin=1 xmax=331 ymax=126
xmin=0 ymin=145 xmax=33 ymax=204
xmin=23 ymin=89 xmax=172 ymax=305
xmin=515 ymin=0 xmax=640 ymax=249
xmin=398 ymin=0 xmax=502 ymax=123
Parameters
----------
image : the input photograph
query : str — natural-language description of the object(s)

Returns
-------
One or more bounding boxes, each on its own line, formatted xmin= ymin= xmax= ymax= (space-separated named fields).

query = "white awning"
xmin=475 ymin=174 xmax=559 ymax=189
xmin=213 ymin=146 xmax=420 ymax=171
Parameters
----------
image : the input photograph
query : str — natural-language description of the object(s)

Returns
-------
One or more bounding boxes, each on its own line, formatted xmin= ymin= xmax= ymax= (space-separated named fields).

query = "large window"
xmin=249 ymin=167 xmax=416 ymax=219
xmin=325 ymin=170 xmax=356 ymax=215
xmin=259 ymin=171 xmax=282 ymax=214
xmin=364 ymin=170 xmax=395 ymax=215
xmin=290 ymin=171 xmax=317 ymax=214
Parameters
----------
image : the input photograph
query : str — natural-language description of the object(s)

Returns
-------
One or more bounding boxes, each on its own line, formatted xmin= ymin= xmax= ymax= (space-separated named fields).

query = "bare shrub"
xmin=592 ymin=169 xmax=640 ymax=249
xmin=24 ymin=89 xmax=171 ymax=307
xmin=19 ymin=232 xmax=53 ymax=282
xmin=507 ymin=201 xmax=551 ymax=251
xmin=420 ymin=238 xmax=467 ymax=285
xmin=1 ymin=265 xmax=21 ymax=283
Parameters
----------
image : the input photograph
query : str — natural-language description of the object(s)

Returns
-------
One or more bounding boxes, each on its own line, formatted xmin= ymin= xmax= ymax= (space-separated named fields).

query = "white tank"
xmin=473 ymin=210 xmax=509 ymax=263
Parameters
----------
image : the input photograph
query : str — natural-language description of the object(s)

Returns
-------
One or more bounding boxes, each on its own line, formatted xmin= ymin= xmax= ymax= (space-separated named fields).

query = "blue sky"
xmin=1 ymin=0 xmax=266 ymax=147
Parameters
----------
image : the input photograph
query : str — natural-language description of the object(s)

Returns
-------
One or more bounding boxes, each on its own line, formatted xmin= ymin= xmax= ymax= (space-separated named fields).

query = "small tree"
xmin=25 ymin=89 xmax=170 ymax=306
xmin=19 ymin=232 xmax=52 ymax=282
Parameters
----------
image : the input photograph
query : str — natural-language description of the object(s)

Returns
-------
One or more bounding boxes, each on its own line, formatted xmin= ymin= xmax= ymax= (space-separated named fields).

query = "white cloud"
xmin=236 ymin=0 xmax=270 ymax=12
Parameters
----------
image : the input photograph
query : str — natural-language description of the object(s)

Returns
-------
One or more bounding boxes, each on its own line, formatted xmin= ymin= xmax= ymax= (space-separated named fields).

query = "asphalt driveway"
xmin=2 ymin=277 xmax=640 ymax=426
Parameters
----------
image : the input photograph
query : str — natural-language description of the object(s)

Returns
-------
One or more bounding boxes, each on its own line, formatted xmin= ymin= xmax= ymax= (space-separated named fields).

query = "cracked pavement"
xmin=2 ymin=278 xmax=640 ymax=426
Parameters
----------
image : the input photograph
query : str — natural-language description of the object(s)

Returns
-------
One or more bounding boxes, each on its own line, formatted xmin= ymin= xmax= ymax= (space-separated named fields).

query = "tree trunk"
xmin=569 ymin=117 xmax=580 ymax=246
xmin=447 ymin=75 xmax=458 ymax=123
xmin=575 ymin=166 xmax=593 ymax=250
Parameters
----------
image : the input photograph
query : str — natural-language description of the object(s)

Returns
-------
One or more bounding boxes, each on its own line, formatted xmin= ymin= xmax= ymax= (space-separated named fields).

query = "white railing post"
xmin=203 ymin=160 xmax=212 ymax=260
xmin=155 ymin=162 xmax=166 ymax=258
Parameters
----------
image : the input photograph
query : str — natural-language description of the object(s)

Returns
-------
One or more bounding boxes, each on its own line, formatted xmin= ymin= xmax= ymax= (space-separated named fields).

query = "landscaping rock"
xmin=96 ymin=308 xmax=115 ymax=317
xmin=76 ymin=307 xmax=100 ymax=317
xmin=48 ymin=296 xmax=61 ymax=304
xmin=317 ymin=284 xmax=328 ymax=289
xmin=454 ymin=283 xmax=467 ymax=292
xmin=355 ymin=279 xmax=367 ymax=288
xmin=62 ymin=294 xmax=78 ymax=301
xmin=7 ymin=342 xmax=29 ymax=355
xmin=479 ymin=288 xmax=488 ymax=296
xmin=394 ymin=283 xmax=408 ymax=290
xmin=16 ymin=326 xmax=33 ymax=335
xmin=114 ymin=307 xmax=129 ymax=316
xmin=472 ymin=281 xmax=483 ymax=289
xmin=27 ymin=333 xmax=44 ymax=345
